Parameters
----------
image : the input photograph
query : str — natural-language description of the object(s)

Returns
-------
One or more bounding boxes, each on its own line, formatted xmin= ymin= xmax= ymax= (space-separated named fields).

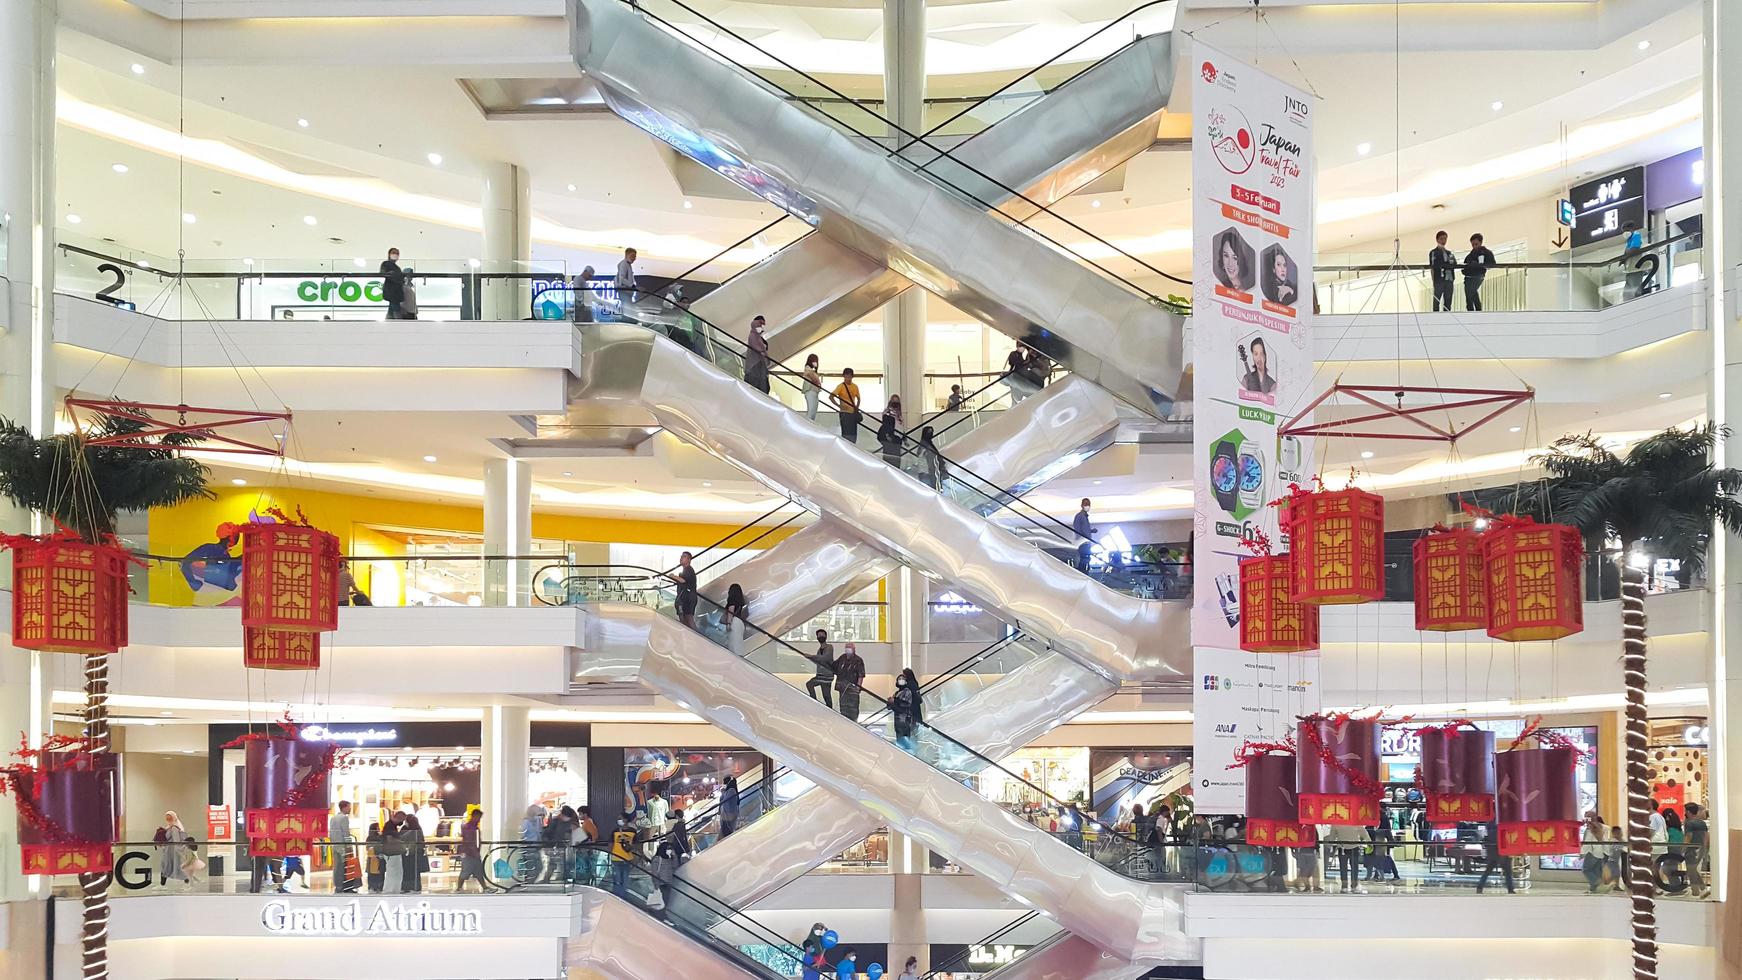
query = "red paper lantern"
xmin=1484 ymin=520 xmax=1583 ymax=642
xmin=1419 ymin=727 xmax=1496 ymax=826
xmin=243 ymin=627 xmax=321 ymax=671
xmin=1412 ymin=529 xmax=1488 ymax=632
xmin=232 ymin=727 xmax=338 ymax=856
xmin=1239 ymin=554 xmax=1320 ymax=653
xmin=3 ymin=532 xmax=131 ymax=654
xmin=238 ymin=520 xmax=340 ymax=633
xmin=5 ymin=751 xmax=118 ymax=876
xmin=1243 ymin=753 xmax=1318 ymax=848
xmin=1296 ymin=716 xmax=1383 ymax=826
xmin=1495 ymin=746 xmax=1580 ymax=855
xmin=1281 ymin=486 xmax=1384 ymax=605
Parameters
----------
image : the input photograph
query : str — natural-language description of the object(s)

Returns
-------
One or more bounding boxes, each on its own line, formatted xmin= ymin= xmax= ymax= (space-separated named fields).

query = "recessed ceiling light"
xmin=303 ymin=215 xmax=317 ymax=225
xmin=1356 ymin=142 xmax=1372 ymax=156
xmin=159 ymin=711 xmax=173 ymax=716
xmin=1509 ymin=426 xmax=1522 ymax=433
xmin=427 ymin=152 xmax=443 ymax=166
xmin=130 ymin=63 xmax=145 ymax=75
xmin=231 ymin=478 xmax=247 ymax=485
xmin=682 ymin=200 xmax=693 ymax=209
xmin=182 ymin=212 xmax=196 ymax=224
xmin=1490 ymin=101 xmax=1503 ymax=111
xmin=111 ymin=163 xmax=128 ymax=173
xmin=566 ymin=183 xmax=576 ymax=192
xmin=1659 ymin=392 xmax=1673 ymax=399
xmin=423 ymin=455 xmax=438 ymax=462
xmin=1090 ymin=200 xmax=1101 ymax=208
xmin=561 ymin=471 xmax=572 ymax=477
xmin=1360 ymin=451 xmax=1375 ymax=459
xmin=66 ymin=214 xmax=81 ymax=224
xmin=1092 ymin=479 xmax=1103 ymax=485
xmin=297 ymin=118 xmax=309 ymax=128
xmin=1637 ymin=39 xmax=1651 ymax=51
xmin=701 ymin=481 xmax=713 ymax=487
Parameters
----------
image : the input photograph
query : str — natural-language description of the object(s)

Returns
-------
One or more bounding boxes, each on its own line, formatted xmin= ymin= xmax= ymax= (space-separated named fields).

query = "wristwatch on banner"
xmin=1212 ymin=439 xmax=1239 ymax=513
xmin=1238 ymin=441 xmax=1265 ymax=512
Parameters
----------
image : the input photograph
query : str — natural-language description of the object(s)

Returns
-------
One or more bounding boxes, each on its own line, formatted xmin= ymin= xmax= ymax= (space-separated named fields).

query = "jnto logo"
xmin=1201 ymin=61 xmax=1217 ymax=84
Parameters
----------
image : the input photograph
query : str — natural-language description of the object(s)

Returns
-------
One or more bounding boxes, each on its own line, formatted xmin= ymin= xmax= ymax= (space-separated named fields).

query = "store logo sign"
xmin=969 ymin=945 xmax=1029 ymax=966
xmin=262 ymin=899 xmax=483 ymax=936
xmin=300 ymin=725 xmax=399 ymax=745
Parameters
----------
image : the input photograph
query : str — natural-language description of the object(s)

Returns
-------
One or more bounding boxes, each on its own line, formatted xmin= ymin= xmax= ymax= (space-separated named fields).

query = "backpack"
xmin=400 ymin=277 xmax=420 ymax=316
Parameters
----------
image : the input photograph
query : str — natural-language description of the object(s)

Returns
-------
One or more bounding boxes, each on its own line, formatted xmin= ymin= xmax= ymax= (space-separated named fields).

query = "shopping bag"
xmin=494 ymin=857 xmax=514 ymax=881
xmin=344 ymin=852 xmax=362 ymax=884
xmin=644 ymin=887 xmax=665 ymax=911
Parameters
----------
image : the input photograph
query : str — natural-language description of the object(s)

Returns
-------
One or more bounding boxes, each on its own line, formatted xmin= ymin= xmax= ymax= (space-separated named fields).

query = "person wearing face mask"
xmin=744 ymin=315 xmax=772 ymax=393
xmin=609 ymin=816 xmax=637 ymax=898
xmin=892 ymin=667 xmax=924 ymax=754
xmin=801 ymin=923 xmax=830 ymax=980
xmin=380 ymin=248 xmax=406 ymax=319
xmin=802 ymin=355 xmax=824 ymax=420
xmin=917 ymin=425 xmax=945 ymax=489
xmin=724 ymin=582 xmax=750 ymax=657
xmin=833 ymin=642 xmax=867 ymax=722
xmin=834 ymin=951 xmax=860 ymax=979
xmin=876 ymin=395 xmax=904 ymax=468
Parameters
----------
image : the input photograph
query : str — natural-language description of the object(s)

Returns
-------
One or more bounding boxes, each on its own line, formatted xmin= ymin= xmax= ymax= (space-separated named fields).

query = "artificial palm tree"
xmin=1536 ymin=425 xmax=1742 ymax=980
xmin=0 ymin=410 xmax=212 ymax=980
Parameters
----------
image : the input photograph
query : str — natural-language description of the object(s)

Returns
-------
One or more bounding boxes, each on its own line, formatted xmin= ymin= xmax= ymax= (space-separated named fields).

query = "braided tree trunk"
xmin=1620 ymin=565 xmax=1657 ymax=980
xmin=80 ymin=651 xmax=111 ymax=980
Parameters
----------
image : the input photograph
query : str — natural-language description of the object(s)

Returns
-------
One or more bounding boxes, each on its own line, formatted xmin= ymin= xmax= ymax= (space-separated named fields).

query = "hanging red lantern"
xmin=1412 ymin=528 xmax=1488 ymax=631
xmin=223 ymin=718 xmax=340 ymax=856
xmin=2 ymin=530 xmax=133 ymax=655
xmin=1277 ymin=481 xmax=1385 ymax=605
xmin=1417 ymin=723 xmax=1496 ymax=826
xmin=1483 ymin=518 xmax=1583 ymax=642
xmin=1296 ymin=714 xmax=1383 ymax=826
xmin=1230 ymin=743 xmax=1318 ymax=848
xmin=1494 ymin=723 xmax=1581 ymax=856
xmin=232 ymin=507 xmax=341 ymax=635
xmin=1239 ymin=554 xmax=1320 ymax=653
xmin=243 ymin=627 xmax=321 ymax=671
xmin=0 ymin=737 xmax=118 ymax=875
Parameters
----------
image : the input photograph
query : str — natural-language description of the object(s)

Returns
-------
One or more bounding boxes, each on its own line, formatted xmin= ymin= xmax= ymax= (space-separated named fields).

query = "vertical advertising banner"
xmin=1191 ymin=43 xmax=1319 ymax=813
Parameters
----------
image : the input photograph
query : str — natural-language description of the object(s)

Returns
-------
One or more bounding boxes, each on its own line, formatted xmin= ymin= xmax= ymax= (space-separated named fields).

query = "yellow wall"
xmin=147 ymin=486 xmax=793 ymax=605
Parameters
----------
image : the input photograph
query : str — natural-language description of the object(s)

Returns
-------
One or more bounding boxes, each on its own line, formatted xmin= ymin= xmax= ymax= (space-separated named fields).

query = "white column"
xmin=481 ymin=162 xmax=532 ymax=321
xmin=881 ymin=0 xmax=927 ymax=407
xmin=0 ymin=0 xmax=56 ymax=910
xmin=1706 ymin=0 xmax=1742 ymax=908
xmin=483 ymin=459 xmax=532 ymax=606
xmin=481 ymin=706 xmax=531 ymax=845
xmin=889 ymin=830 xmax=928 ymax=973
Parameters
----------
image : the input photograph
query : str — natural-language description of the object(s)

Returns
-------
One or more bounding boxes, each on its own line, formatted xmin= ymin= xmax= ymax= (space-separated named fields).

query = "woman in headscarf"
xmin=744 ymin=315 xmax=772 ymax=393
xmin=876 ymin=395 xmax=904 ymax=468
xmin=724 ymin=582 xmax=750 ymax=657
xmin=152 ymin=811 xmax=196 ymax=887
xmin=719 ymin=775 xmax=742 ymax=838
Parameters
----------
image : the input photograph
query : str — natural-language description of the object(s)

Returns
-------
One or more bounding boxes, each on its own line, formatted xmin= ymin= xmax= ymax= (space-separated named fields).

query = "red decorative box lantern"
xmin=1417 ymin=723 xmax=1496 ymax=826
xmin=1494 ymin=724 xmax=1581 ymax=856
xmin=1233 ymin=746 xmax=1318 ymax=848
xmin=1239 ymin=554 xmax=1320 ymax=653
xmin=1296 ymin=714 xmax=1383 ymax=826
xmin=2 ymin=530 xmax=132 ymax=654
xmin=243 ymin=627 xmax=321 ymax=671
xmin=1277 ymin=483 xmax=1385 ymax=605
xmin=1484 ymin=518 xmax=1584 ymax=642
xmin=1 ymin=738 xmax=118 ymax=875
xmin=224 ymin=718 xmax=340 ymax=857
xmin=234 ymin=509 xmax=341 ymax=635
xmin=1412 ymin=528 xmax=1488 ymax=632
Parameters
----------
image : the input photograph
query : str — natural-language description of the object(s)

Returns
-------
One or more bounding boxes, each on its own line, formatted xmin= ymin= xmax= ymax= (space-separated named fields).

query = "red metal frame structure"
xmin=65 ymin=398 xmax=291 ymax=457
xmin=1278 ymin=385 xmax=1533 ymax=442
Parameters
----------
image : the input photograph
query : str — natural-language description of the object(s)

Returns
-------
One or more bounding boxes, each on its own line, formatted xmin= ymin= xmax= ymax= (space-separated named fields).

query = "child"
xmin=1293 ymin=843 xmax=1322 ymax=893
xmin=281 ymin=854 xmax=309 ymax=891
xmin=1609 ymin=825 xmax=1628 ymax=892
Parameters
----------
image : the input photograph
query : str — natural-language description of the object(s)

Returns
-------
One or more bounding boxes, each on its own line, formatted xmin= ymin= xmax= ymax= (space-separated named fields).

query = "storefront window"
xmin=927 ymin=588 xmax=1010 ymax=643
xmin=975 ymin=747 xmax=1088 ymax=812
xmin=783 ymin=583 xmax=884 ymax=642
xmin=1089 ymin=749 xmax=1192 ymax=825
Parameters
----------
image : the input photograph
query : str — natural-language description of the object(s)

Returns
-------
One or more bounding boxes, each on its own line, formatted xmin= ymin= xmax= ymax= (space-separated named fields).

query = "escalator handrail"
xmin=900 ymin=369 xmax=1020 ymax=440
xmin=666 ymin=213 xmax=793 ymax=286
xmin=534 ymin=563 xmax=1153 ymax=852
xmin=690 ymin=507 xmax=810 ymax=580
xmin=920 ymin=912 xmax=1046 ymax=980
xmin=585 ymin=288 xmax=1090 ymax=551
xmin=615 ymin=0 xmax=1192 ymax=295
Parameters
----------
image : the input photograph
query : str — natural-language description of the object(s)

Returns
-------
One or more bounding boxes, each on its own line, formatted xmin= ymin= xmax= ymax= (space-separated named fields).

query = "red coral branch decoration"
xmin=1226 ymin=736 xmax=1298 ymax=770
xmin=221 ymin=712 xmax=348 ymax=809
xmin=1296 ymin=712 xmax=1385 ymax=798
xmin=0 ymin=734 xmax=110 ymax=844
xmin=1504 ymin=715 xmax=1589 ymax=761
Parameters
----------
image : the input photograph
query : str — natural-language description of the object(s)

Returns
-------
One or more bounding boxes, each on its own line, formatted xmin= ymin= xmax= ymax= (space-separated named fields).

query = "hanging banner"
xmin=1190 ymin=43 xmax=1318 ymax=811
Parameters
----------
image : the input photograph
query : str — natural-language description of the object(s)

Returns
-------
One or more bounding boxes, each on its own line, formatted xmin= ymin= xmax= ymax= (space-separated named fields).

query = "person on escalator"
xmin=832 ymin=369 xmax=864 ymax=444
xmin=1003 ymin=344 xmax=1035 ymax=403
xmin=892 ymin=667 xmax=924 ymax=755
xmin=614 ymin=247 xmax=638 ymax=299
xmin=671 ymin=551 xmax=699 ymax=628
xmin=610 ymin=816 xmax=636 ymax=898
xmin=917 ymin=426 xmax=945 ymax=490
xmin=719 ymin=775 xmax=742 ymax=838
xmin=834 ymin=950 xmax=861 ymax=979
xmin=744 ymin=316 xmax=772 ymax=393
xmin=803 ymin=355 xmax=825 ymax=420
xmin=1074 ymin=498 xmax=1097 ymax=569
xmin=897 ymin=956 xmax=920 ymax=980
xmin=802 ymin=923 xmax=830 ymax=980
xmin=806 ymin=630 xmax=837 ymax=708
xmin=876 ymin=395 xmax=904 ymax=468
xmin=724 ymin=583 xmax=750 ymax=656
xmin=833 ymin=642 xmax=868 ymax=722
xmin=946 ymin=384 xmax=964 ymax=412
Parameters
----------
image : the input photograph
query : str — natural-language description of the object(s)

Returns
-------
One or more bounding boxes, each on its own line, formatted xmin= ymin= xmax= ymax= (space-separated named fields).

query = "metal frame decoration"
xmin=64 ymin=398 xmax=291 ymax=457
xmin=1278 ymin=384 xmax=1533 ymax=442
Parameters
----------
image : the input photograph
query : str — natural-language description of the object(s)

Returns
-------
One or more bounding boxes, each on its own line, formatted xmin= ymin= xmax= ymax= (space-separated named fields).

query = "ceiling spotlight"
xmin=1637 ymin=39 xmax=1651 ymax=51
xmin=1356 ymin=142 xmax=1372 ymax=156
xmin=66 ymin=214 xmax=81 ymax=224
xmin=1090 ymin=200 xmax=1101 ymax=208
xmin=112 ymin=163 xmax=129 ymax=173
xmin=297 ymin=118 xmax=310 ymax=128
xmin=183 ymin=212 xmax=197 ymax=224
xmin=683 ymin=200 xmax=693 ymax=209
xmin=423 ymin=455 xmax=438 ymax=462
xmin=427 ymin=152 xmax=444 ymax=166
xmin=303 ymin=215 xmax=317 ymax=225
xmin=567 ymin=183 xmax=577 ymax=192
xmin=561 ymin=470 xmax=573 ymax=477
xmin=1659 ymin=392 xmax=1673 ymax=399
xmin=1509 ymin=426 xmax=1522 ymax=433
xmin=1490 ymin=101 xmax=1503 ymax=111
xmin=231 ymin=478 xmax=247 ymax=486
xmin=1360 ymin=451 xmax=1375 ymax=459
xmin=130 ymin=63 xmax=146 ymax=75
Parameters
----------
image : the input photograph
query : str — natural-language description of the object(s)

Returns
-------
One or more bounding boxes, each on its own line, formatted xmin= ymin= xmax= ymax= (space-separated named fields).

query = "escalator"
xmin=546 ymin=572 xmax=1197 ymax=965
xmin=691 ymin=2 xmax=1178 ymax=362
xmin=569 ymin=0 xmax=1189 ymax=418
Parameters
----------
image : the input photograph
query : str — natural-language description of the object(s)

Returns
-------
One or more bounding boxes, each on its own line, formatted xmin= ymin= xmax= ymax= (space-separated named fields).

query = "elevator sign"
xmin=1568 ymin=166 xmax=1645 ymax=247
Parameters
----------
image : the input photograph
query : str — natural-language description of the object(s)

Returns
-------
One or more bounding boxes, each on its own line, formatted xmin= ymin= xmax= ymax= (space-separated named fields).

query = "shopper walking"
xmin=1428 ymin=231 xmax=1459 ymax=312
xmin=379 ymin=822 xmax=406 ymax=894
xmin=802 ymin=354 xmax=825 ymax=420
xmin=541 ymin=806 xmax=575 ymax=883
xmin=917 ymin=426 xmax=945 ymax=490
xmin=1475 ymin=817 xmax=1514 ymax=893
xmin=576 ymin=805 xmax=602 ymax=883
xmin=1685 ymin=802 xmax=1711 ymax=897
xmin=152 ymin=811 xmax=196 ymax=888
xmin=719 ymin=775 xmax=743 ymax=838
xmin=745 ymin=316 xmax=772 ymax=393
xmin=1581 ymin=813 xmax=1609 ymax=893
xmin=400 ymin=811 xmax=426 ymax=893
xmin=833 ymin=641 xmax=867 ymax=722
xmin=724 ymin=582 xmax=750 ymax=656
xmin=891 ymin=667 xmax=924 ymax=754
xmin=1073 ymin=498 xmax=1097 ymax=568
xmin=806 ymin=629 xmax=837 ymax=707
xmin=329 ymin=800 xmax=356 ymax=892
xmin=876 ymin=395 xmax=904 ymax=468
xmin=457 ymin=809 xmax=487 ymax=892
xmin=645 ymin=789 xmax=672 ymax=839
xmin=1462 ymin=233 xmax=1497 ymax=311
xmin=614 ymin=247 xmax=639 ymax=297
xmin=1323 ymin=823 xmax=1366 ymax=892
xmin=364 ymin=822 xmax=386 ymax=892
xmin=832 ymin=369 xmax=864 ymax=444
xmin=519 ymin=803 xmax=547 ymax=883
xmin=380 ymin=247 xmax=406 ymax=319
xmin=671 ymin=551 xmax=699 ymax=628
xmin=610 ymin=816 xmax=636 ymax=898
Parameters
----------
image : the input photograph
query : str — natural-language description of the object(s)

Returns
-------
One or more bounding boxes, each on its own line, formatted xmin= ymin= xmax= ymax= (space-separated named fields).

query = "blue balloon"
xmin=821 ymin=929 xmax=839 ymax=949
xmin=867 ymin=964 xmax=885 ymax=980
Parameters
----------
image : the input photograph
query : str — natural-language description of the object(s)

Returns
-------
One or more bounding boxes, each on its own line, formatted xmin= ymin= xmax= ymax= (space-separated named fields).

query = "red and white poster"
xmin=206 ymin=804 xmax=234 ymax=842
xmin=1190 ymin=43 xmax=1321 ymax=812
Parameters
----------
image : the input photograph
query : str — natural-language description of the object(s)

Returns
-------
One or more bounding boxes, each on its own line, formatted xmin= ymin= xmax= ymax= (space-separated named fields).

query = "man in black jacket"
xmin=1462 ymin=233 xmax=1497 ymax=311
xmin=380 ymin=247 xmax=406 ymax=319
xmin=1428 ymin=231 xmax=1458 ymax=311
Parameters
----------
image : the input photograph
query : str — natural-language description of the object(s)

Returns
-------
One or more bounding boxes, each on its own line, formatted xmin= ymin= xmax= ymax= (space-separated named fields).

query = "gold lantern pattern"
xmin=1277 ymin=482 xmax=1385 ymax=605
xmin=1483 ymin=517 xmax=1584 ymax=642
xmin=2 ymin=530 xmax=133 ymax=655
xmin=1412 ymin=527 xmax=1488 ymax=632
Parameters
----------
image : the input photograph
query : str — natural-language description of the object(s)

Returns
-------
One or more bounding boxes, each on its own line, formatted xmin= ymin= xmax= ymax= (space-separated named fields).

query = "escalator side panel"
xmin=565 ymin=886 xmax=767 ymax=979
xmin=980 ymin=934 xmax=1153 ymax=980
